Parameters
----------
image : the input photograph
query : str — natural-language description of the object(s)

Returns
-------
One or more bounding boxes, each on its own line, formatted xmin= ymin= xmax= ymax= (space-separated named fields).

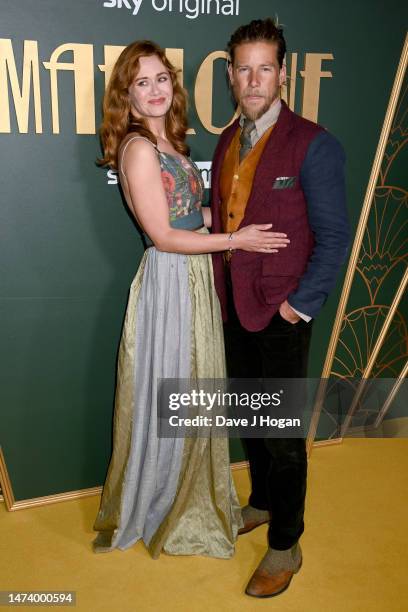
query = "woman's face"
xmin=128 ymin=55 xmax=173 ymax=120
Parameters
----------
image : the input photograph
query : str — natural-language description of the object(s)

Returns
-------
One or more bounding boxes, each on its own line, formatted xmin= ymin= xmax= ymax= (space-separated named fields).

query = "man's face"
xmin=228 ymin=41 xmax=286 ymax=120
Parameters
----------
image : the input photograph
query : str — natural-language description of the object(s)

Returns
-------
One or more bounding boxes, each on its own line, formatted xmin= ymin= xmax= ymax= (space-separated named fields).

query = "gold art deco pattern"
xmin=317 ymin=40 xmax=407 ymax=438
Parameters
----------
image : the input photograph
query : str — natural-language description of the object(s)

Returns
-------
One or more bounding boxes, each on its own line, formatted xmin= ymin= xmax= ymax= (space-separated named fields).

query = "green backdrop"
xmin=1 ymin=0 xmax=407 ymax=501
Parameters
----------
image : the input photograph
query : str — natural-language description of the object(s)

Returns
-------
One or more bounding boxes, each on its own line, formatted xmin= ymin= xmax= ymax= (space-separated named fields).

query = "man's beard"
xmin=235 ymin=88 xmax=277 ymax=120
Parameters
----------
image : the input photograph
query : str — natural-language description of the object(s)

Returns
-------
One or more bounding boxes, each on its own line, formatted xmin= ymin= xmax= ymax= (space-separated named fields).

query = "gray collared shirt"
xmin=239 ymin=98 xmax=282 ymax=146
xmin=239 ymin=98 xmax=311 ymax=322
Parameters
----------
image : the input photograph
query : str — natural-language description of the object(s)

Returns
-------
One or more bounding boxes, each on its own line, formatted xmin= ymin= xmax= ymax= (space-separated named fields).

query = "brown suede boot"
xmin=237 ymin=505 xmax=271 ymax=535
xmin=245 ymin=542 xmax=302 ymax=598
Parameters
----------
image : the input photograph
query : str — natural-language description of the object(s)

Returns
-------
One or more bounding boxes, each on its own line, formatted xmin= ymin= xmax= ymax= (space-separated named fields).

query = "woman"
xmin=92 ymin=40 xmax=289 ymax=558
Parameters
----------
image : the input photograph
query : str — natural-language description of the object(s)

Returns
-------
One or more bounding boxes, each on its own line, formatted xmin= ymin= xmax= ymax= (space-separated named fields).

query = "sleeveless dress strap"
xmin=120 ymin=136 xmax=158 ymax=176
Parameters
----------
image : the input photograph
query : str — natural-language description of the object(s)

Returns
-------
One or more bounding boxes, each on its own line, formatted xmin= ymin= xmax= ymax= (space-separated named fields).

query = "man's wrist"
xmin=289 ymin=304 xmax=312 ymax=323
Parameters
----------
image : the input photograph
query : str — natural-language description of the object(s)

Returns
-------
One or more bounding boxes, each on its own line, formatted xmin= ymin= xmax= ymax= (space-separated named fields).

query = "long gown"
xmin=92 ymin=137 xmax=242 ymax=558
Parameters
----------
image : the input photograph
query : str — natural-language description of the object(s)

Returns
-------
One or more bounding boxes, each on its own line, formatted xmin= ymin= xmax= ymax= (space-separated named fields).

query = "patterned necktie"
xmin=239 ymin=118 xmax=255 ymax=163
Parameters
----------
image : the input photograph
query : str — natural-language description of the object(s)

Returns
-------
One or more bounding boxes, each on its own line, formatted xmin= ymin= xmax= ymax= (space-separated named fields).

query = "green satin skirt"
xmin=93 ymin=232 xmax=242 ymax=558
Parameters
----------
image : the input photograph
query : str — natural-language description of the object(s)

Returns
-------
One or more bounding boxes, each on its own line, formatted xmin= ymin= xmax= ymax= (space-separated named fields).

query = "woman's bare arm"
xmin=120 ymin=140 xmax=289 ymax=254
xmin=202 ymin=206 xmax=211 ymax=228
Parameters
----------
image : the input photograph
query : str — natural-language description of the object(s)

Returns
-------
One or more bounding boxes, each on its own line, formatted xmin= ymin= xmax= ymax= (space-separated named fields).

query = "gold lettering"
xmin=98 ymin=45 xmax=125 ymax=89
xmin=43 ymin=44 xmax=95 ymax=134
xmin=281 ymin=52 xmax=297 ymax=112
xmin=165 ymin=48 xmax=184 ymax=85
xmin=194 ymin=50 xmax=238 ymax=134
xmin=300 ymin=53 xmax=333 ymax=122
xmin=0 ymin=39 xmax=42 ymax=133
xmin=0 ymin=41 xmax=333 ymax=136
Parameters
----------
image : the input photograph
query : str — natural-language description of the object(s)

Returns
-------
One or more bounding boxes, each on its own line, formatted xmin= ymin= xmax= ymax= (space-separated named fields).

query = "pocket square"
xmin=273 ymin=176 xmax=297 ymax=189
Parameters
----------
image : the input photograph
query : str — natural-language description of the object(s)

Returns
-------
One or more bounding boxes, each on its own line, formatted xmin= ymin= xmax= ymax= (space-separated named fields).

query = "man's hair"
xmin=227 ymin=18 xmax=286 ymax=68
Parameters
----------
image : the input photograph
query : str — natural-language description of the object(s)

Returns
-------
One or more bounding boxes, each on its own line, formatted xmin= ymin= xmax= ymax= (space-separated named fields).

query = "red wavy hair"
xmin=98 ymin=40 xmax=189 ymax=169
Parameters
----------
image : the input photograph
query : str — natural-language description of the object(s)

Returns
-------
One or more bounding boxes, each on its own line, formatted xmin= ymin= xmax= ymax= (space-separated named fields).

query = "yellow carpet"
xmin=1 ymin=439 xmax=408 ymax=611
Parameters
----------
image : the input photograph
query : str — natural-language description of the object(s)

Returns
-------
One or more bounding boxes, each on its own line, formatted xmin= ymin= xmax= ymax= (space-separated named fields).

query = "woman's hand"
xmin=232 ymin=224 xmax=290 ymax=253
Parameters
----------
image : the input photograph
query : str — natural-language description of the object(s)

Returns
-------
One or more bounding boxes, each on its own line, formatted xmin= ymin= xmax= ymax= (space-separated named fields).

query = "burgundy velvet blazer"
xmin=211 ymin=101 xmax=323 ymax=332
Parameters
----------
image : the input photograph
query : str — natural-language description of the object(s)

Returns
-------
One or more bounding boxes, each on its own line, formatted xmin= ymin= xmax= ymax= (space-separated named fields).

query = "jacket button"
xmin=229 ymin=212 xmax=234 ymax=218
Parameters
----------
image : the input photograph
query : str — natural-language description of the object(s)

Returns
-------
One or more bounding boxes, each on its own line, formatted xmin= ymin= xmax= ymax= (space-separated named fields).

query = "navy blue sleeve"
xmin=287 ymin=130 xmax=350 ymax=318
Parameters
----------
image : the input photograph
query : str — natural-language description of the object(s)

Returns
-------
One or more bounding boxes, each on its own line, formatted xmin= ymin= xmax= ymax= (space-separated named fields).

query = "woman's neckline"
xmin=158 ymin=150 xmax=190 ymax=164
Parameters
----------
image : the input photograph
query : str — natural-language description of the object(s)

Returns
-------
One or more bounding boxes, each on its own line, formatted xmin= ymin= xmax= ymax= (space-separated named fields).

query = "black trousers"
xmin=224 ymin=271 xmax=313 ymax=550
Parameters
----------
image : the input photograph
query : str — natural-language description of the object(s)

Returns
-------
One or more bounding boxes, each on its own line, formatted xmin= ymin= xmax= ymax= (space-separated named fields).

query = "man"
xmin=210 ymin=19 xmax=350 ymax=598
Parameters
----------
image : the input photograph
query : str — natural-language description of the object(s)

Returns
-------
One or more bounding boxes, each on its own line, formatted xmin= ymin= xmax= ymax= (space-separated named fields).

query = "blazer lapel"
xmin=239 ymin=101 xmax=295 ymax=227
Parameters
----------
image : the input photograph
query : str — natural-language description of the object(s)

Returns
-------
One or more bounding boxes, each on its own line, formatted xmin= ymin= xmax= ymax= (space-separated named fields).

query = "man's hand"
xmin=279 ymin=300 xmax=301 ymax=324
